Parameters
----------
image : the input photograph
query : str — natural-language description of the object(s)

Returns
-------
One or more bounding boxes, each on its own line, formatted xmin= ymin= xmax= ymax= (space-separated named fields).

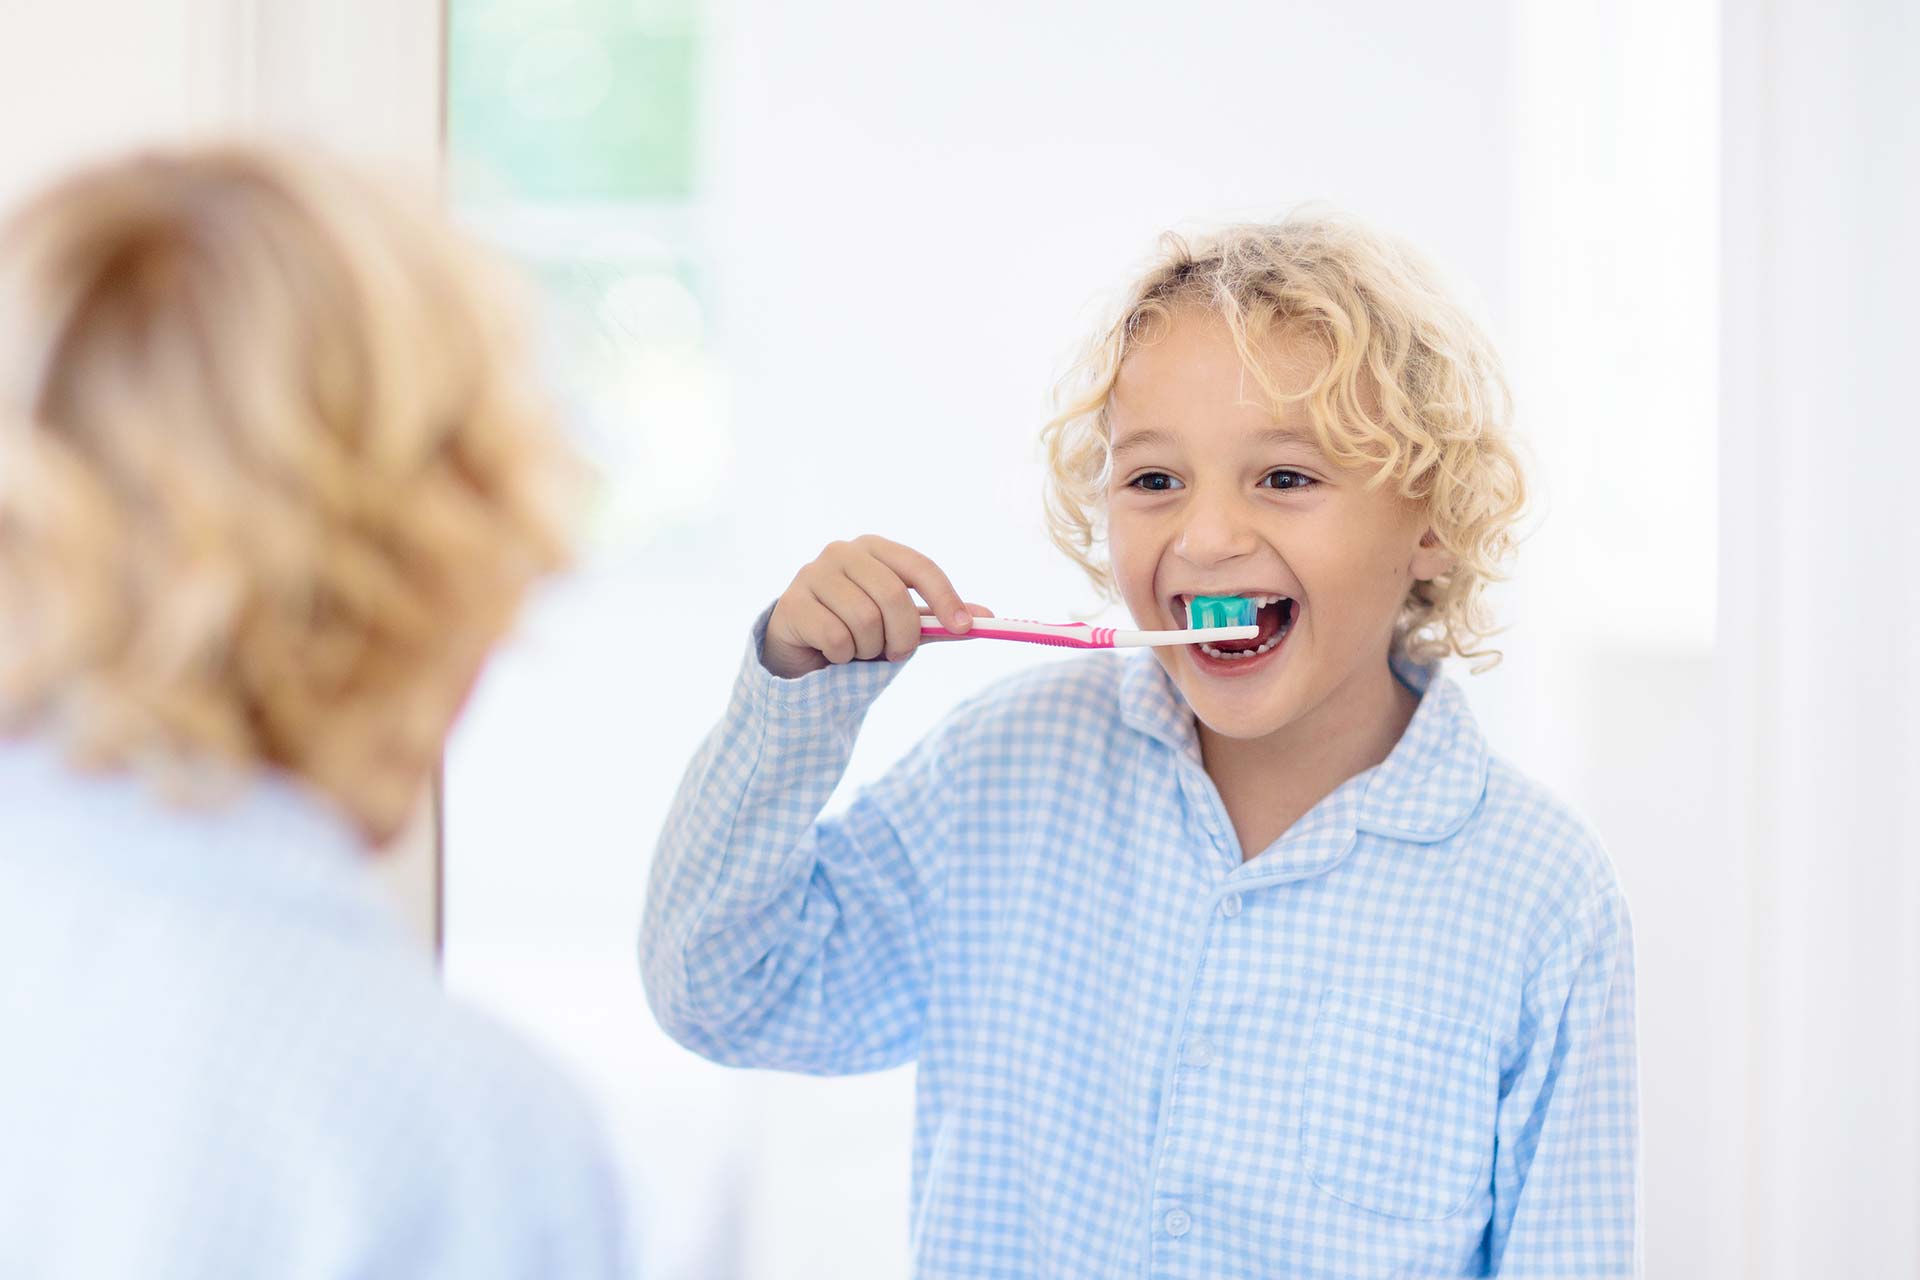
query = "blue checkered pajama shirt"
xmin=642 ymin=610 xmax=1641 ymax=1278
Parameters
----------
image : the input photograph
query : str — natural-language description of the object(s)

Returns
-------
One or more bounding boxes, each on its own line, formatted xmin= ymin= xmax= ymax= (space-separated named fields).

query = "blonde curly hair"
xmin=1040 ymin=212 xmax=1526 ymax=669
xmin=0 ymin=144 xmax=579 ymax=837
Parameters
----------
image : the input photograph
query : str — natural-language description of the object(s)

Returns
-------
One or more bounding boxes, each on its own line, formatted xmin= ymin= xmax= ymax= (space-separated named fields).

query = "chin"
xmin=1188 ymin=693 xmax=1300 ymax=742
xmin=1160 ymin=658 xmax=1303 ymax=741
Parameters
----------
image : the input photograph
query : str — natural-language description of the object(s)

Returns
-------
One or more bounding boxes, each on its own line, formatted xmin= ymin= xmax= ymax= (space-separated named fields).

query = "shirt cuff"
xmin=735 ymin=600 xmax=910 ymax=722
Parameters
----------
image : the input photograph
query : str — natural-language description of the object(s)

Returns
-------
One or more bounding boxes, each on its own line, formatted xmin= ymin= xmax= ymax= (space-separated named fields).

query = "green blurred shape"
xmin=448 ymin=0 xmax=699 ymax=202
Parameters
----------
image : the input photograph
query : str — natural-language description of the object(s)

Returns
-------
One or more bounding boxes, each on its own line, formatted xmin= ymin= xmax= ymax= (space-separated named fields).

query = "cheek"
xmin=1297 ymin=540 xmax=1413 ymax=623
xmin=1324 ymin=503 xmax=1420 ymax=584
xmin=1104 ymin=508 xmax=1150 ymax=581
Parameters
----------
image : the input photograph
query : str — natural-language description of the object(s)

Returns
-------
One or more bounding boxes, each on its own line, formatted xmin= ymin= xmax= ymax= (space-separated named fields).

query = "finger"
xmin=917 ymin=602 xmax=998 ymax=621
xmin=792 ymin=594 xmax=858 ymax=665
xmin=917 ymin=602 xmax=995 ymax=619
xmin=812 ymin=576 xmax=887 ymax=661
xmin=842 ymin=555 xmax=923 ymax=662
xmin=856 ymin=536 xmax=970 ymax=632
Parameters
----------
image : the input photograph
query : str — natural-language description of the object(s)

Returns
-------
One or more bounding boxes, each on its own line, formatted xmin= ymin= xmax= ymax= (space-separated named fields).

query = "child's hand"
xmin=763 ymin=536 xmax=990 ymax=679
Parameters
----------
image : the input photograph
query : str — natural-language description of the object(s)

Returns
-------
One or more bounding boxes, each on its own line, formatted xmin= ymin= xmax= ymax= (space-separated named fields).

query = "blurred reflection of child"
xmin=0 ymin=144 xmax=632 ymax=1279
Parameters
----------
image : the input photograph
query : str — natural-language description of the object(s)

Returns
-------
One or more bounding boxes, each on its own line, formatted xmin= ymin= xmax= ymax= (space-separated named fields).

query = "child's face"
xmin=1104 ymin=308 xmax=1451 ymax=744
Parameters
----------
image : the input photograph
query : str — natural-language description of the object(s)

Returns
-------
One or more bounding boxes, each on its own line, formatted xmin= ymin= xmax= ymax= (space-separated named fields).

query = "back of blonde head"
xmin=0 ymin=144 xmax=576 ymax=834
xmin=1041 ymin=213 xmax=1526 ymax=668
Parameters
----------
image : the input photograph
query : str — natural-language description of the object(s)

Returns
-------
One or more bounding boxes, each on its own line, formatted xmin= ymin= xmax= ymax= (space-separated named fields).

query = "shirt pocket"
xmin=1299 ymin=986 xmax=1497 ymax=1221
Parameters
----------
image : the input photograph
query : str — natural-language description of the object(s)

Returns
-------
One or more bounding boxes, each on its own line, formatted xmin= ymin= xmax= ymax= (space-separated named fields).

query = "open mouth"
xmin=1176 ymin=593 xmax=1299 ymax=667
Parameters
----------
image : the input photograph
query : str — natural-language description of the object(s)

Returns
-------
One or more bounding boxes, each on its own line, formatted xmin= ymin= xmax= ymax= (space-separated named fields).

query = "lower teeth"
xmin=1199 ymin=626 xmax=1288 ymax=661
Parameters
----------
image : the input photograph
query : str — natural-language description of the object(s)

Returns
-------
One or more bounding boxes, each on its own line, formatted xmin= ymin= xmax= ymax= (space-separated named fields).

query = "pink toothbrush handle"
xmin=918 ymin=618 xmax=1117 ymax=649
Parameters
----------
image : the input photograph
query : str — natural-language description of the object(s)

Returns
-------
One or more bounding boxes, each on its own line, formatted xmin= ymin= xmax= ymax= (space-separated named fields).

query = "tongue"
xmin=1209 ymin=601 xmax=1280 ymax=652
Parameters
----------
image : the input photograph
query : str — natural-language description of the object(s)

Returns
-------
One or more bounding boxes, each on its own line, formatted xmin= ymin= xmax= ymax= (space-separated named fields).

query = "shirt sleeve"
xmin=639 ymin=603 xmax=954 ymax=1075
xmin=1487 ymin=886 xmax=1643 ymax=1278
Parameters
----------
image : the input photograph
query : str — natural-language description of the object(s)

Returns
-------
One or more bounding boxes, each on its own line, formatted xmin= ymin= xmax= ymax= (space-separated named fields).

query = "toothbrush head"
xmin=1186 ymin=595 xmax=1257 ymax=630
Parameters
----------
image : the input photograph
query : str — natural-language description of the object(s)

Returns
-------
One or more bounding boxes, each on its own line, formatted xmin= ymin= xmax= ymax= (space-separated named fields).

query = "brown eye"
xmin=1128 ymin=472 xmax=1182 ymax=493
xmin=1260 ymin=469 xmax=1315 ymax=492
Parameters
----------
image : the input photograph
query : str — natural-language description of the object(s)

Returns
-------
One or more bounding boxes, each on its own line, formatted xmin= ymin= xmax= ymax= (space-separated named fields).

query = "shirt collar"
xmin=1357 ymin=653 xmax=1490 ymax=842
xmin=1118 ymin=648 xmax=1489 ymax=845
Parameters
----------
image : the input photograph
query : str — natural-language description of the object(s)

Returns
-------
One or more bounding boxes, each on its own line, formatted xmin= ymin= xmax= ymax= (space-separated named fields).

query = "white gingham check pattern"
xmin=0 ymin=738 xmax=634 ymax=1280
xmin=643 ymin=608 xmax=1641 ymax=1279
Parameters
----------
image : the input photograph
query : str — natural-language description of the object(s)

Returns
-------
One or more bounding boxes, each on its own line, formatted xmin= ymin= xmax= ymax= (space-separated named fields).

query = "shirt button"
xmin=1183 ymin=1038 xmax=1215 ymax=1068
xmin=1218 ymin=893 xmax=1243 ymax=918
xmin=1164 ymin=1209 xmax=1192 ymax=1237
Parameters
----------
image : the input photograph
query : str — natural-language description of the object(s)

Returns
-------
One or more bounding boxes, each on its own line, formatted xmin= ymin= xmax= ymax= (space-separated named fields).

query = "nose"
xmin=1174 ymin=487 xmax=1258 ymax=567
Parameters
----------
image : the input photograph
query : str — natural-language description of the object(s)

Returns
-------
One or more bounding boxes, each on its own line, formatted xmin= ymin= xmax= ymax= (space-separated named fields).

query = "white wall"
xmin=0 ymin=3 xmax=207 ymax=209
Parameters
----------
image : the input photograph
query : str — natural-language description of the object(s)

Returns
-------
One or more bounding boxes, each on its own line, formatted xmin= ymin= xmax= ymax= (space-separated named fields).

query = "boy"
xmin=643 ymin=215 xmax=1639 ymax=1277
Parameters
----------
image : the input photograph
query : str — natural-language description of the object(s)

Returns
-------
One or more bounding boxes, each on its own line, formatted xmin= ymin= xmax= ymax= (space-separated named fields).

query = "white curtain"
xmin=1721 ymin=0 xmax=1920 ymax=1274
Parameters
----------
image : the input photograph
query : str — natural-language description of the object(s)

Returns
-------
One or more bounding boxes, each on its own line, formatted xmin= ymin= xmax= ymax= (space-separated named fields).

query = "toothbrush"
xmin=919 ymin=595 xmax=1259 ymax=650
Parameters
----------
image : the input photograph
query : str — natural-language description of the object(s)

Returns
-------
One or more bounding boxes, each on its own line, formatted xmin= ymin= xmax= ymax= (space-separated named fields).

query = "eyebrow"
xmin=1109 ymin=425 xmax=1327 ymax=459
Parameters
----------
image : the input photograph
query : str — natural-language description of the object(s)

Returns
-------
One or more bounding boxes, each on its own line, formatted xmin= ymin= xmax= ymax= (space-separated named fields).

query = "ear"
xmin=1409 ymin=528 xmax=1456 ymax=582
